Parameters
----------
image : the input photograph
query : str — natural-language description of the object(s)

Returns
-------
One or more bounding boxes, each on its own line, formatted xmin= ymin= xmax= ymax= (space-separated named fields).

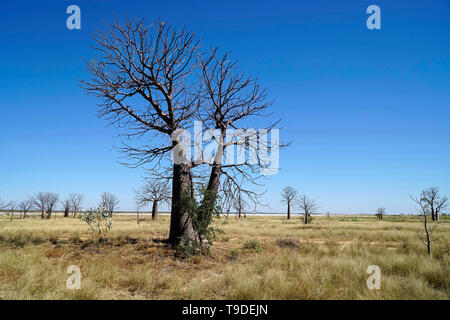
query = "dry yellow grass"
xmin=0 ymin=214 xmax=448 ymax=299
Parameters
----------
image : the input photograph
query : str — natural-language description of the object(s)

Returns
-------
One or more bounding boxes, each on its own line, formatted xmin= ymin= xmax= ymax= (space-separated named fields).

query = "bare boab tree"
xmin=19 ymin=200 xmax=32 ymax=219
xmin=195 ymin=49 xmax=281 ymax=225
xmin=69 ymin=193 xmax=84 ymax=218
xmin=410 ymin=191 xmax=445 ymax=256
xmin=31 ymin=192 xmax=48 ymax=219
xmin=233 ymin=189 xmax=251 ymax=219
xmin=81 ymin=19 xmax=200 ymax=245
xmin=8 ymin=201 xmax=17 ymax=222
xmin=45 ymin=193 xmax=59 ymax=219
xmin=30 ymin=192 xmax=59 ymax=219
xmin=63 ymin=198 xmax=72 ymax=218
xmin=281 ymin=186 xmax=299 ymax=220
xmin=135 ymin=180 xmax=170 ymax=220
xmin=0 ymin=198 xmax=10 ymax=216
xmin=298 ymin=195 xmax=318 ymax=224
xmin=218 ymin=174 xmax=256 ymax=220
xmin=99 ymin=192 xmax=119 ymax=217
xmin=376 ymin=207 xmax=386 ymax=220
xmin=419 ymin=187 xmax=448 ymax=221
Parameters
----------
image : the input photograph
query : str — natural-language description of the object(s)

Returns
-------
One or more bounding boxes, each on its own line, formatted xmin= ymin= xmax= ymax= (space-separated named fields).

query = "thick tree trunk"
xmin=199 ymin=131 xmax=224 ymax=224
xmin=74 ymin=210 xmax=78 ymax=219
xmin=168 ymin=163 xmax=196 ymax=245
xmin=287 ymin=203 xmax=291 ymax=220
xmin=304 ymin=212 xmax=309 ymax=224
xmin=64 ymin=209 xmax=69 ymax=217
xmin=41 ymin=210 xmax=45 ymax=219
xmin=152 ymin=200 xmax=158 ymax=220
xmin=200 ymin=164 xmax=221 ymax=224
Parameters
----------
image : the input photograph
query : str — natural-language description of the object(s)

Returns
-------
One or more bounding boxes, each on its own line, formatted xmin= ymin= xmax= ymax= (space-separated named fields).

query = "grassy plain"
xmin=0 ymin=214 xmax=448 ymax=299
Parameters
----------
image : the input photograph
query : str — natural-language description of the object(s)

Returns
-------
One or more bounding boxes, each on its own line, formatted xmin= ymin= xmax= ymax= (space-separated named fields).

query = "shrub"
xmin=78 ymin=207 xmax=112 ymax=237
xmin=275 ymin=237 xmax=299 ymax=249
xmin=176 ymin=188 xmax=223 ymax=256
xmin=242 ymin=239 xmax=262 ymax=253
xmin=227 ymin=248 xmax=240 ymax=261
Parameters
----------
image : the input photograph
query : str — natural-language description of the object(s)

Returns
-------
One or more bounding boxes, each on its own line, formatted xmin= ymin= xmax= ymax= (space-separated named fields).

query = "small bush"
xmin=275 ymin=237 xmax=299 ymax=249
xmin=227 ymin=249 xmax=240 ymax=261
xmin=79 ymin=207 xmax=113 ymax=237
xmin=176 ymin=188 xmax=222 ymax=256
xmin=242 ymin=239 xmax=262 ymax=253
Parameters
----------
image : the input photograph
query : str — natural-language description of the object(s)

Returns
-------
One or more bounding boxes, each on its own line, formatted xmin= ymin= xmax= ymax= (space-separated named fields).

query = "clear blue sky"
xmin=1 ymin=0 xmax=449 ymax=214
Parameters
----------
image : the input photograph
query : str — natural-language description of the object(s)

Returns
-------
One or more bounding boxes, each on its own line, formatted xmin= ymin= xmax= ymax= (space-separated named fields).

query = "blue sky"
xmin=1 ymin=0 xmax=449 ymax=213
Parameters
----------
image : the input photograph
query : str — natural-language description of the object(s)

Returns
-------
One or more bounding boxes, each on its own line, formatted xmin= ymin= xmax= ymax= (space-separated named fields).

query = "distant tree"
xmin=135 ymin=181 xmax=170 ymax=220
xmin=135 ymin=204 xmax=141 ymax=225
xmin=19 ymin=200 xmax=32 ymax=219
xmin=99 ymin=192 xmax=119 ymax=217
xmin=31 ymin=192 xmax=48 ymax=219
xmin=0 ymin=198 xmax=10 ymax=216
xmin=9 ymin=201 xmax=17 ymax=222
xmin=218 ymin=175 xmax=254 ymax=220
xmin=69 ymin=193 xmax=84 ymax=218
xmin=233 ymin=190 xmax=250 ymax=219
xmin=62 ymin=199 xmax=72 ymax=218
xmin=411 ymin=193 xmax=440 ymax=256
xmin=376 ymin=207 xmax=386 ymax=220
xmin=280 ymin=186 xmax=299 ymax=220
xmin=45 ymin=193 xmax=59 ymax=219
xmin=298 ymin=195 xmax=318 ymax=224
xmin=420 ymin=187 xmax=448 ymax=221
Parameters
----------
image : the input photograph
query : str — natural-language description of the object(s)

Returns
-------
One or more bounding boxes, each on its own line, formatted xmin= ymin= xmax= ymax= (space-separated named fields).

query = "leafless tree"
xmin=411 ymin=193 xmax=440 ymax=256
xmin=376 ymin=207 xmax=386 ymax=220
xmin=45 ymin=193 xmax=59 ymax=219
xmin=19 ymin=200 xmax=32 ymax=219
xmin=232 ymin=189 xmax=251 ymax=219
xmin=217 ymin=174 xmax=255 ymax=219
xmin=62 ymin=199 xmax=72 ymax=218
xmin=195 ymin=48 xmax=284 ymax=225
xmin=8 ymin=201 xmax=17 ymax=222
xmin=81 ymin=18 xmax=201 ymax=245
xmin=69 ymin=193 xmax=84 ymax=218
xmin=0 ymin=198 xmax=10 ymax=216
xmin=281 ymin=186 xmax=299 ymax=220
xmin=31 ymin=192 xmax=49 ymax=219
xmin=420 ymin=187 xmax=448 ymax=221
xmin=298 ymin=195 xmax=318 ymax=224
xmin=135 ymin=180 xmax=170 ymax=220
xmin=99 ymin=192 xmax=119 ymax=217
